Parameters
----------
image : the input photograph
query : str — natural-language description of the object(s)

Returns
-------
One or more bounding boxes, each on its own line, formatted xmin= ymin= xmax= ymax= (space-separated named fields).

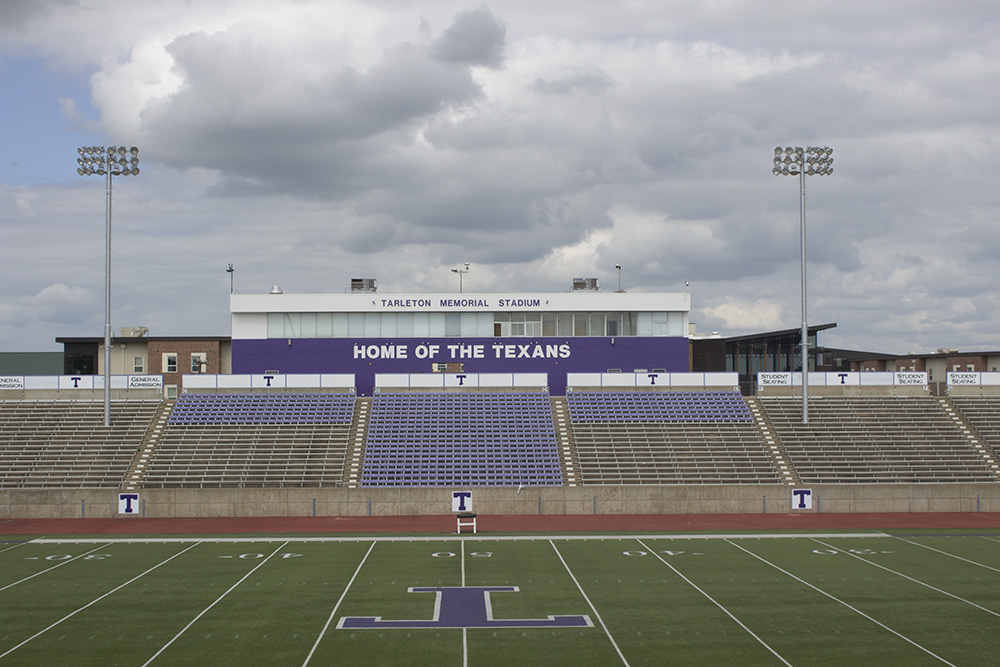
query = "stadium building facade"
xmin=230 ymin=284 xmax=691 ymax=396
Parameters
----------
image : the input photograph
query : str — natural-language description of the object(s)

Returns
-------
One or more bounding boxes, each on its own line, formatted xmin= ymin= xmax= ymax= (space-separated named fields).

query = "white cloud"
xmin=1 ymin=0 xmax=1000 ymax=355
xmin=702 ymin=299 xmax=785 ymax=331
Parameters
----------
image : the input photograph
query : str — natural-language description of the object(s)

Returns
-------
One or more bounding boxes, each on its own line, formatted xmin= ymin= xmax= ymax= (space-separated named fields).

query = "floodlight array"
xmin=772 ymin=146 xmax=833 ymax=176
xmin=77 ymin=146 xmax=140 ymax=177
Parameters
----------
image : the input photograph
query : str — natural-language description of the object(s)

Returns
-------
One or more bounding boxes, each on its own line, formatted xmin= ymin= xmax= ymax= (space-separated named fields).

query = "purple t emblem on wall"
xmin=337 ymin=586 xmax=592 ymax=629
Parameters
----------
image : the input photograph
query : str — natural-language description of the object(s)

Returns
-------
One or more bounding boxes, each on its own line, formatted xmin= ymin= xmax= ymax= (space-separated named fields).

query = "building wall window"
xmin=191 ymin=353 xmax=207 ymax=373
xmin=163 ymin=353 xmax=177 ymax=373
xmin=265 ymin=310 xmax=661 ymax=339
xmin=133 ymin=356 xmax=144 ymax=373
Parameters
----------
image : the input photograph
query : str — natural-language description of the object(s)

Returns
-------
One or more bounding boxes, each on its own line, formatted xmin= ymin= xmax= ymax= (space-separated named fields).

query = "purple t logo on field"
xmin=337 ymin=586 xmax=593 ymax=630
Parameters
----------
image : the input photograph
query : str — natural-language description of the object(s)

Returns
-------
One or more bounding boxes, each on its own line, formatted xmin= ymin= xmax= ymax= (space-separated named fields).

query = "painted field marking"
xmin=901 ymin=534 xmax=1000 ymax=571
xmin=30 ymin=532 xmax=888 ymax=545
xmin=0 ymin=543 xmax=114 ymax=593
xmin=461 ymin=540 xmax=467 ymax=667
xmin=811 ymin=538 xmax=1000 ymax=618
xmin=725 ymin=539 xmax=958 ymax=667
xmin=0 ymin=542 xmax=200 ymax=661
xmin=301 ymin=540 xmax=376 ymax=667
xmin=549 ymin=540 xmax=630 ymax=667
xmin=0 ymin=542 xmax=27 ymax=554
xmin=143 ymin=541 xmax=289 ymax=666
xmin=636 ymin=539 xmax=792 ymax=667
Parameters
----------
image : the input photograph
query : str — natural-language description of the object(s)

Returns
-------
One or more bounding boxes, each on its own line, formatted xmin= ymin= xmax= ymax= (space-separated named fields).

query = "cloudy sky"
xmin=2 ymin=0 xmax=998 ymax=354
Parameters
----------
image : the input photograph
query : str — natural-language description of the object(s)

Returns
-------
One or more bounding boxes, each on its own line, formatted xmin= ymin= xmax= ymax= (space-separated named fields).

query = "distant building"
xmin=56 ymin=332 xmax=232 ymax=398
xmin=848 ymin=349 xmax=1000 ymax=395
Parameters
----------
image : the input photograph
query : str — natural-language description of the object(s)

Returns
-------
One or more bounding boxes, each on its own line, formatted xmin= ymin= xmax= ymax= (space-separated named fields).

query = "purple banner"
xmin=232 ymin=336 xmax=689 ymax=395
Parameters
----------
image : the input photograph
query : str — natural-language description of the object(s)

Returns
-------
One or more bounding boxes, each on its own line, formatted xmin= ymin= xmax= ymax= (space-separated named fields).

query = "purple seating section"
xmin=567 ymin=391 xmax=752 ymax=422
xmin=361 ymin=393 xmax=562 ymax=487
xmin=4 ymin=392 xmax=998 ymax=488
xmin=168 ymin=393 xmax=356 ymax=424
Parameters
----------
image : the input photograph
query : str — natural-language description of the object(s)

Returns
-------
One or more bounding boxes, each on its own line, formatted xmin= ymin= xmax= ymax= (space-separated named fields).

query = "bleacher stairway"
xmin=122 ymin=399 xmax=175 ymax=490
xmin=550 ymin=397 xmax=580 ymax=486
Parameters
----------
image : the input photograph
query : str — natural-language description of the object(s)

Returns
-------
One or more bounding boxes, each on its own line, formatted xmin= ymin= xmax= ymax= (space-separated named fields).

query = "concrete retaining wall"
xmin=3 ymin=483 xmax=999 ymax=520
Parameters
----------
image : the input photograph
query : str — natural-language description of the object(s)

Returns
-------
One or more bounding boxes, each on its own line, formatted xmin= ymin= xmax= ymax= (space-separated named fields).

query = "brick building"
xmin=56 ymin=332 xmax=231 ymax=398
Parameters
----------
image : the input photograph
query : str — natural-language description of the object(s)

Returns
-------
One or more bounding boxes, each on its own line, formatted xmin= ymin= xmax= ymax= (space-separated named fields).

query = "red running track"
xmin=2 ymin=512 xmax=1000 ymax=536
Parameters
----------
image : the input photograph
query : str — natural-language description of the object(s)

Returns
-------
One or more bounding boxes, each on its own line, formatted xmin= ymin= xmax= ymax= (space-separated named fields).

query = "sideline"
xmin=31 ymin=532 xmax=889 ymax=544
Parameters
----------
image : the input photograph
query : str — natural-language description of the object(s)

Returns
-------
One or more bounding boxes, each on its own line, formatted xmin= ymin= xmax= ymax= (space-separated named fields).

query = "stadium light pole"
xmin=77 ymin=146 xmax=140 ymax=427
xmin=772 ymin=146 xmax=833 ymax=425
xmin=451 ymin=263 xmax=470 ymax=293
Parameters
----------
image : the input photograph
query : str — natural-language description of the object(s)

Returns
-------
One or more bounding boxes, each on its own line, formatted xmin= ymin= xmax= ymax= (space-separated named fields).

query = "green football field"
xmin=1 ymin=530 xmax=999 ymax=665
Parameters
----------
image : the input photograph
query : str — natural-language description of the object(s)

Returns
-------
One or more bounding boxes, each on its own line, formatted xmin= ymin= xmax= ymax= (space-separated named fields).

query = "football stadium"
xmin=2 ymin=282 xmax=1000 ymax=665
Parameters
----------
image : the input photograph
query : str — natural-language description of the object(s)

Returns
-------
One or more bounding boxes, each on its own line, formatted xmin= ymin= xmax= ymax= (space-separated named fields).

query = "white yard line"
xmin=725 ymin=539 xmax=958 ymax=667
xmin=549 ymin=540 xmax=630 ymax=667
xmin=811 ymin=538 xmax=1000 ymax=618
xmin=636 ymin=539 xmax=793 ymax=666
xmin=301 ymin=540 xmax=377 ymax=667
xmin=142 ymin=541 xmax=288 ymax=667
xmin=461 ymin=540 xmax=468 ymax=667
xmin=892 ymin=536 xmax=1000 ymax=574
xmin=0 ymin=542 xmax=200 ymax=661
xmin=0 ymin=543 xmax=114 ymax=593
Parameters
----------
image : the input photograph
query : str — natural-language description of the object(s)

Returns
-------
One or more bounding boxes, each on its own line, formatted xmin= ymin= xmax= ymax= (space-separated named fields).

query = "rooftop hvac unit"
xmin=572 ymin=278 xmax=600 ymax=291
xmin=120 ymin=326 xmax=149 ymax=338
xmin=351 ymin=278 xmax=378 ymax=292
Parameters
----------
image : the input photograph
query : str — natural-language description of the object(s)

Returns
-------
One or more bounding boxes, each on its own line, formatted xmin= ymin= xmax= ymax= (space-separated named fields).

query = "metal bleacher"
xmin=760 ymin=396 xmax=997 ymax=483
xmin=949 ymin=396 xmax=1000 ymax=460
xmin=0 ymin=399 xmax=160 ymax=488
xmin=142 ymin=393 xmax=356 ymax=488
xmin=361 ymin=391 xmax=563 ymax=487
xmin=566 ymin=391 xmax=782 ymax=484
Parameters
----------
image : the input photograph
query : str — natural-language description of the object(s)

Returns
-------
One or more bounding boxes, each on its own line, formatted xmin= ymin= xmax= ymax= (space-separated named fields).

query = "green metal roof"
xmin=0 ymin=352 xmax=64 ymax=376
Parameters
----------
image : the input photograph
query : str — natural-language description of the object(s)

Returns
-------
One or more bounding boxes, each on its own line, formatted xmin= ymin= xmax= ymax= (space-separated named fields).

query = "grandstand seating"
xmin=950 ymin=397 xmax=1000 ymax=456
xmin=142 ymin=393 xmax=356 ymax=488
xmin=2 ymin=390 xmax=996 ymax=491
xmin=167 ymin=393 xmax=355 ymax=424
xmin=0 ymin=399 xmax=160 ymax=488
xmin=361 ymin=392 xmax=562 ymax=486
xmin=761 ymin=396 xmax=996 ymax=483
xmin=566 ymin=391 xmax=782 ymax=484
